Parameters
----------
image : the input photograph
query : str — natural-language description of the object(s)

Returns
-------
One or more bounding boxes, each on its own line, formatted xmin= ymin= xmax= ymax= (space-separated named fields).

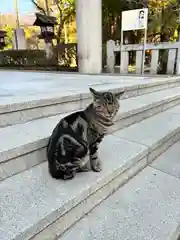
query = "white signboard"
xmin=122 ymin=8 xmax=148 ymax=31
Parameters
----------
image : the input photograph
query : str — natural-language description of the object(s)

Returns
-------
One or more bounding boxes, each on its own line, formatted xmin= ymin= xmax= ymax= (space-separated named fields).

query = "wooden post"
xmin=106 ymin=40 xmax=115 ymax=73
xmin=150 ymin=50 xmax=159 ymax=74
xmin=14 ymin=0 xmax=20 ymax=28
xmin=136 ymin=50 xmax=143 ymax=74
xmin=120 ymin=49 xmax=129 ymax=74
xmin=167 ymin=49 xmax=176 ymax=74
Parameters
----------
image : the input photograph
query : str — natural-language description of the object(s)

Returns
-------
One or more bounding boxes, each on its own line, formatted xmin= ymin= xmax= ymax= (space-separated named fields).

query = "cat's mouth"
xmin=105 ymin=112 xmax=116 ymax=119
xmin=106 ymin=113 xmax=114 ymax=118
xmin=97 ymin=113 xmax=114 ymax=122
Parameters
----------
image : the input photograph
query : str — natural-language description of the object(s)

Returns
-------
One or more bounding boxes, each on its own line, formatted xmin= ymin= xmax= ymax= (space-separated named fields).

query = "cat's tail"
xmin=48 ymin=156 xmax=80 ymax=180
xmin=47 ymin=122 xmax=62 ymax=163
xmin=48 ymin=160 xmax=68 ymax=180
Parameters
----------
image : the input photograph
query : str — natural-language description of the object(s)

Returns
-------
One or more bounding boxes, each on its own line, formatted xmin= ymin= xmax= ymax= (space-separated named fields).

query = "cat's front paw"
xmin=78 ymin=166 xmax=90 ymax=172
xmin=72 ymin=158 xmax=82 ymax=167
xmin=73 ymin=157 xmax=91 ymax=172
xmin=91 ymin=158 xmax=102 ymax=172
xmin=80 ymin=159 xmax=91 ymax=172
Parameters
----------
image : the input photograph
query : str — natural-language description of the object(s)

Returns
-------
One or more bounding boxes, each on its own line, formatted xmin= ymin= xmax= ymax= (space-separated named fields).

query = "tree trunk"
xmin=56 ymin=25 xmax=62 ymax=45
xmin=158 ymin=8 xmax=169 ymax=74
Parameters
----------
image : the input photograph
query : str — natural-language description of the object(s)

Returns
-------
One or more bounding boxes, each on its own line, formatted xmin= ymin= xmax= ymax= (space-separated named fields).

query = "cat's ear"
xmin=89 ymin=87 xmax=101 ymax=100
xmin=115 ymin=91 xmax=124 ymax=99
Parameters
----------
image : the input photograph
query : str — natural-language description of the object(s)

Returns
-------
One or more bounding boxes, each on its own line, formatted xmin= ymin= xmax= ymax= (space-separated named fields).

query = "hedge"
xmin=0 ymin=49 xmax=58 ymax=67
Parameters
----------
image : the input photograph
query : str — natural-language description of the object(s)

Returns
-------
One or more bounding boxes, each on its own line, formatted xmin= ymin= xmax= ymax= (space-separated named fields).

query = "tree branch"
xmin=124 ymin=0 xmax=147 ymax=8
xmin=53 ymin=0 xmax=63 ymax=44
xmin=54 ymin=0 xmax=63 ymax=18
xmin=31 ymin=0 xmax=47 ymax=15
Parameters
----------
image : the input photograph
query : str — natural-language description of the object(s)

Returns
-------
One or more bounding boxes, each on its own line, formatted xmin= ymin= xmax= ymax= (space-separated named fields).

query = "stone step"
xmin=1 ymin=76 xmax=180 ymax=127
xmin=150 ymin=138 xmax=180 ymax=179
xmin=2 ymin=87 xmax=180 ymax=181
xmin=59 ymin=159 xmax=180 ymax=240
xmin=1 ymin=109 xmax=180 ymax=240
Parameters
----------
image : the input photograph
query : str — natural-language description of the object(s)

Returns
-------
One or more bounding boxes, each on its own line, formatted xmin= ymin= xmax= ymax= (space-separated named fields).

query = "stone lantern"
xmin=33 ymin=13 xmax=57 ymax=43
xmin=33 ymin=13 xmax=57 ymax=59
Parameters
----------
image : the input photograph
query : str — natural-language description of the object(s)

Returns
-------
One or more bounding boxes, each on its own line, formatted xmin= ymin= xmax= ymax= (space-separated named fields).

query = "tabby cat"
xmin=47 ymin=87 xmax=124 ymax=180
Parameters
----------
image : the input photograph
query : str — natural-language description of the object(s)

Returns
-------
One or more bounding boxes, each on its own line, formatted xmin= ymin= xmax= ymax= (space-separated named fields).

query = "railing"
xmin=106 ymin=40 xmax=180 ymax=75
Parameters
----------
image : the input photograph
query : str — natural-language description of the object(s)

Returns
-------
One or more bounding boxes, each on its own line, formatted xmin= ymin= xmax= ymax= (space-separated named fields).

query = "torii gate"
xmin=76 ymin=0 xmax=102 ymax=74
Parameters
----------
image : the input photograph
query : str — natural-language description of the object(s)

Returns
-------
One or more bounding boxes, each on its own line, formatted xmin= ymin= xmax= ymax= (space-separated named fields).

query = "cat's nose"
xmin=108 ymin=113 xmax=113 ymax=117
xmin=107 ymin=109 xmax=112 ymax=116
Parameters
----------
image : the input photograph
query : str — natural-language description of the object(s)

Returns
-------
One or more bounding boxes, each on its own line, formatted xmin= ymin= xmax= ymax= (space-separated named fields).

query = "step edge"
xmin=1 ymin=79 xmax=180 ymax=114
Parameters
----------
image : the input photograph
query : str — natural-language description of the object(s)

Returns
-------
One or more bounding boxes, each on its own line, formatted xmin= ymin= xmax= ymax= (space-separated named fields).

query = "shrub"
xmin=0 ymin=49 xmax=57 ymax=67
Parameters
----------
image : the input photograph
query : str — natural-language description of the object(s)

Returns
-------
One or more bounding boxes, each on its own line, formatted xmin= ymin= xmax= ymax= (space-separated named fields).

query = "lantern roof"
xmin=33 ymin=13 xmax=57 ymax=27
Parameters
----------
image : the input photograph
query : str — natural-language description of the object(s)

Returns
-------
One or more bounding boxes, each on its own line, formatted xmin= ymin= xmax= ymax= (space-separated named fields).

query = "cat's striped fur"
xmin=47 ymin=87 xmax=124 ymax=180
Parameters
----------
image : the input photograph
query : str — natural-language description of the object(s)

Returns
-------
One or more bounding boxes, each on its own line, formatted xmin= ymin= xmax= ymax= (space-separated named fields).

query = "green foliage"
xmin=54 ymin=0 xmax=76 ymax=43
xmin=148 ymin=0 xmax=180 ymax=42
xmin=57 ymin=43 xmax=77 ymax=66
xmin=24 ymin=27 xmax=40 ymax=49
xmin=55 ymin=0 xmax=75 ymax=24
xmin=2 ymin=25 xmax=14 ymax=50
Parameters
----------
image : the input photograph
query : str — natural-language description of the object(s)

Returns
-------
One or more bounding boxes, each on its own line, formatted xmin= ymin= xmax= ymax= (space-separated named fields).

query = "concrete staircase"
xmin=1 ymin=73 xmax=180 ymax=240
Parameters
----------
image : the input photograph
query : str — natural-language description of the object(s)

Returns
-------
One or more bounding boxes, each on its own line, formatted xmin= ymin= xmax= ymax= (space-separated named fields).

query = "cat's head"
xmin=89 ymin=87 xmax=124 ymax=119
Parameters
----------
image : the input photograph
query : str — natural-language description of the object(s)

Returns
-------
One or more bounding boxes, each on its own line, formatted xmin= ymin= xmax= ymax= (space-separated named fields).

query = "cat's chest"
xmin=87 ymin=124 xmax=105 ymax=144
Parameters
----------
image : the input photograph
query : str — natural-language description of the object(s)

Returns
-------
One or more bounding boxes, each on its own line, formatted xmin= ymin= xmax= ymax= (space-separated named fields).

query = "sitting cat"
xmin=47 ymin=87 xmax=124 ymax=180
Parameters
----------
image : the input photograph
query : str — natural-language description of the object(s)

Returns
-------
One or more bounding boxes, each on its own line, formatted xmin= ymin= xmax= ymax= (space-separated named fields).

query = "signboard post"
xmin=121 ymin=8 xmax=148 ymax=75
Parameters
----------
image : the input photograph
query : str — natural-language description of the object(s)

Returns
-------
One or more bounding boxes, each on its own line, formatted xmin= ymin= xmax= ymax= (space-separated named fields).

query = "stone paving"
xmin=0 ymin=70 xmax=153 ymax=101
xmin=1 ymin=70 xmax=177 ymax=110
